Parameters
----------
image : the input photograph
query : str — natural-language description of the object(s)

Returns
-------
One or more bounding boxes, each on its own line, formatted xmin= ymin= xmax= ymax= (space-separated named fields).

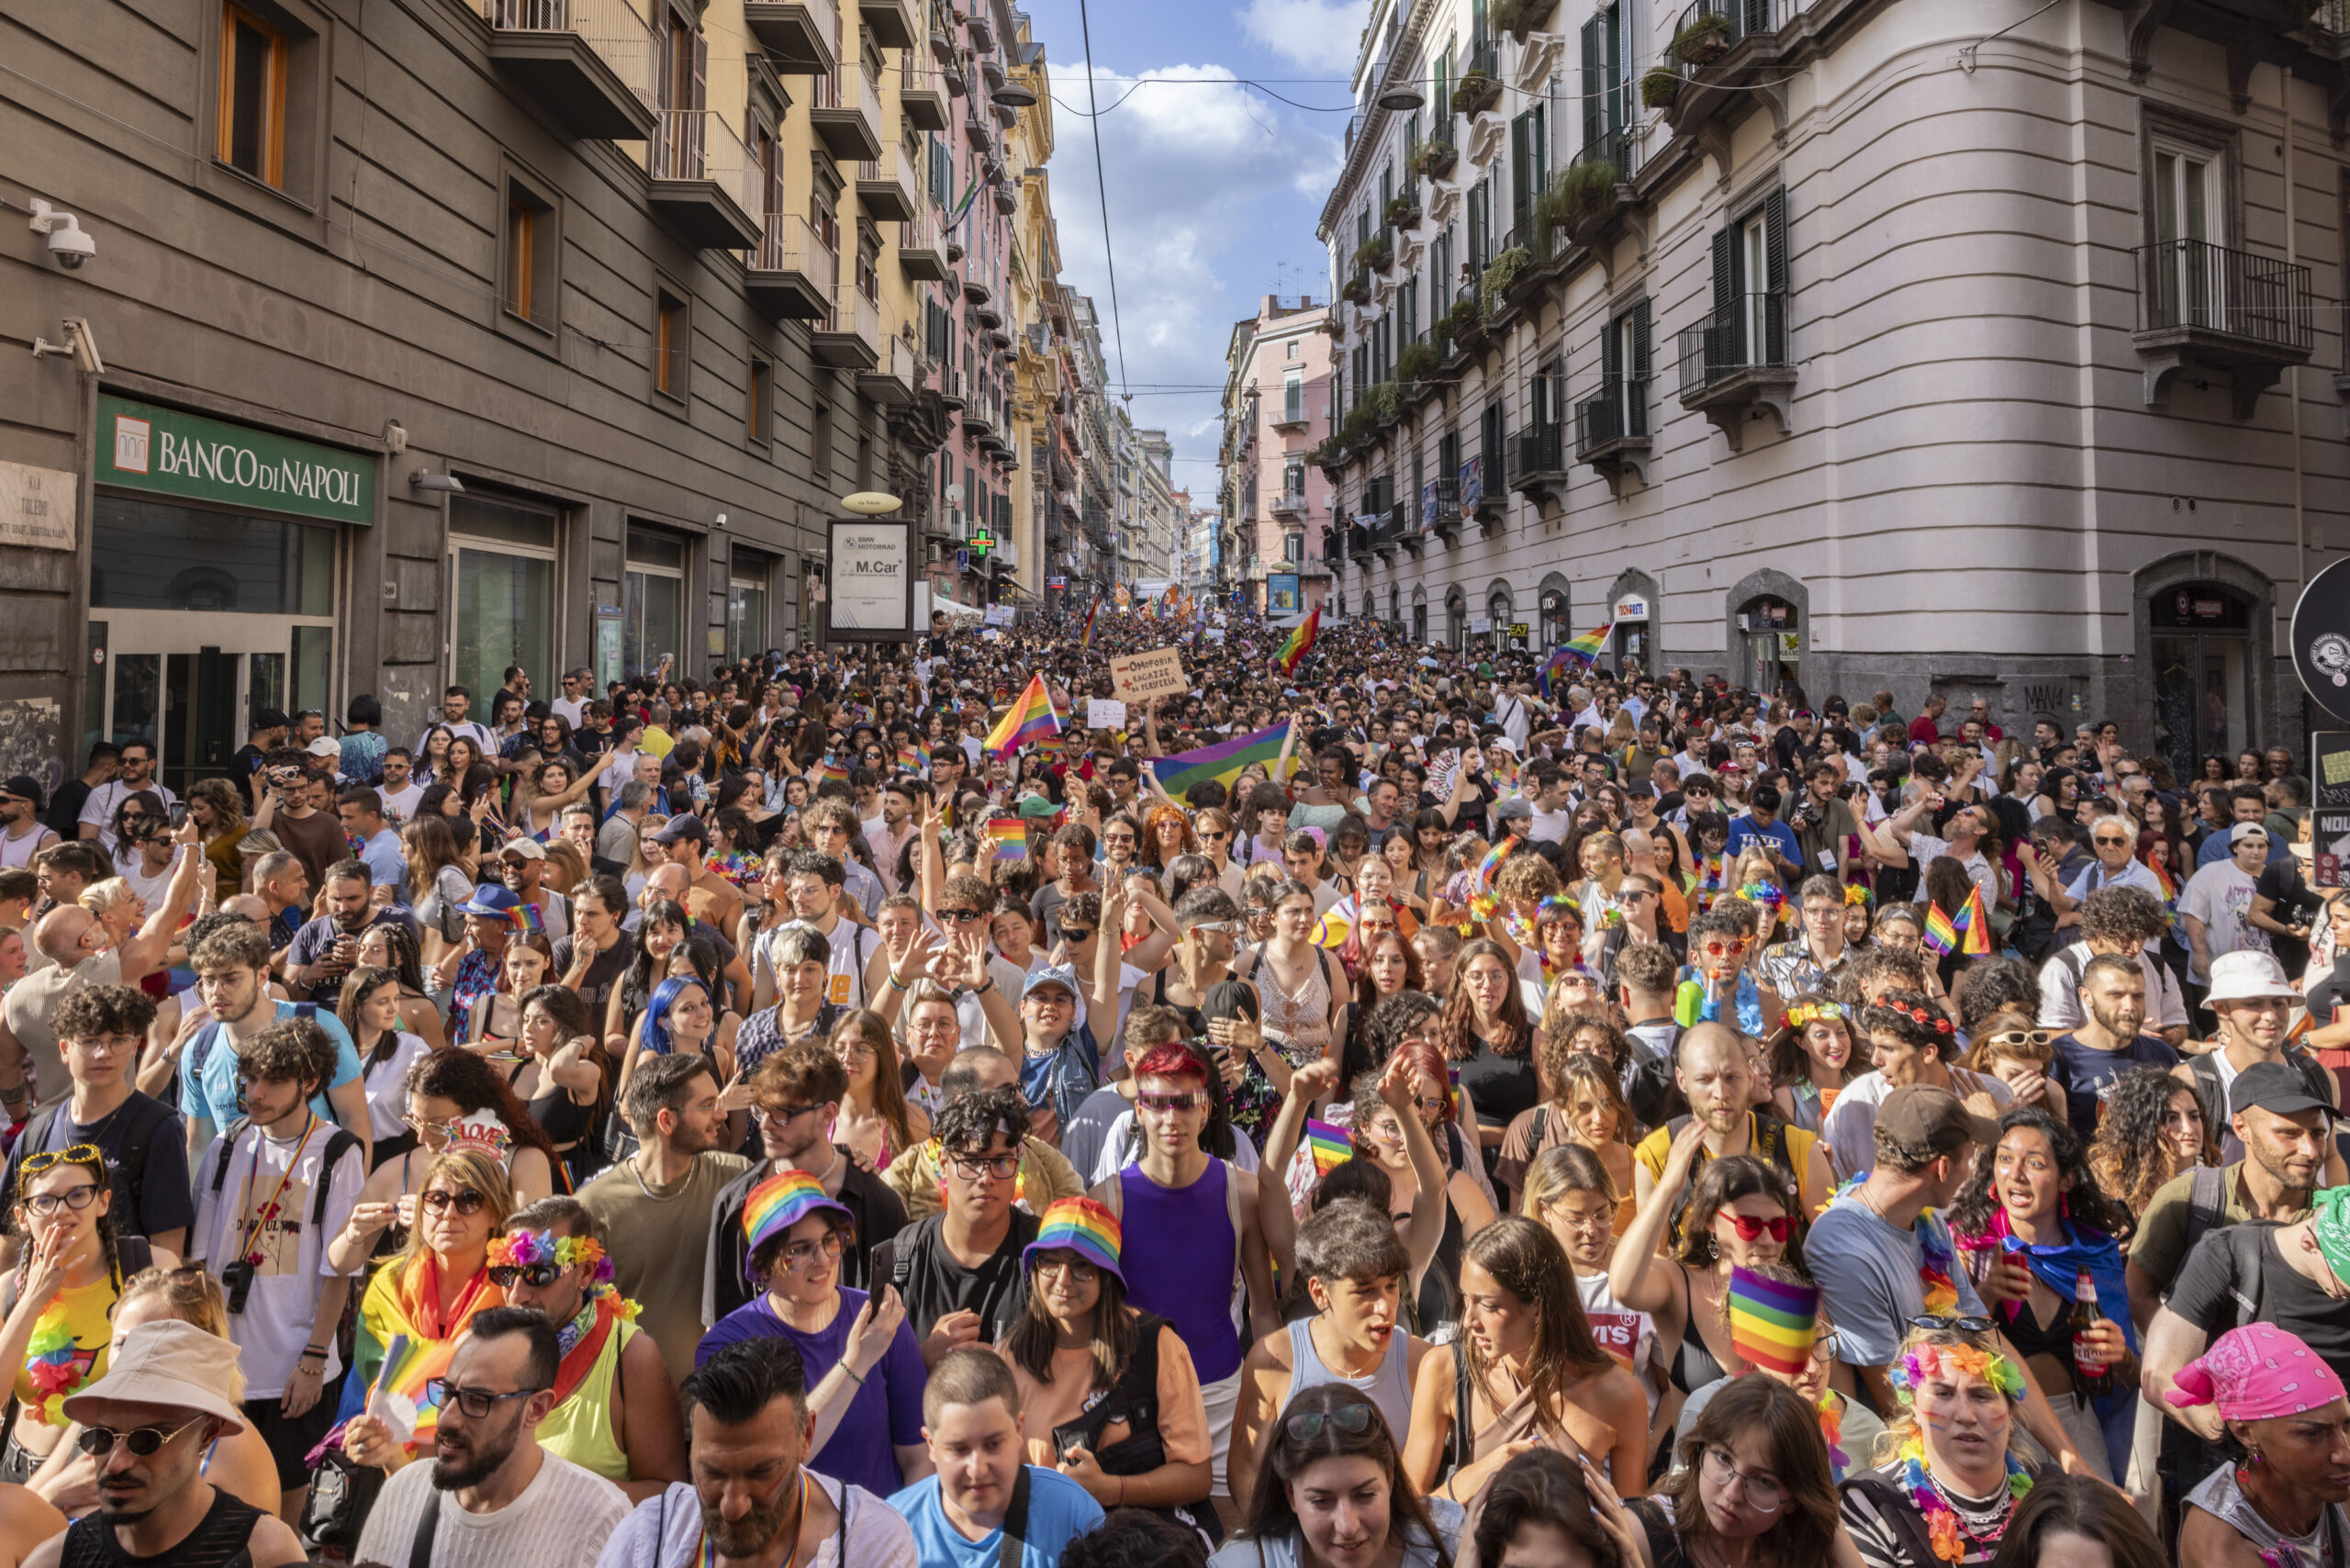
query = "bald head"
xmin=218 ymin=893 xmax=270 ymax=925
xmin=646 ymin=864 xmax=692 ymax=902
xmin=33 ymin=905 xmax=98 ymax=965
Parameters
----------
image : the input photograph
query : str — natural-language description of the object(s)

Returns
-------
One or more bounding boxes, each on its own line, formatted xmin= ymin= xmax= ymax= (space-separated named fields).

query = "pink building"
xmin=1219 ymin=295 xmax=1333 ymax=616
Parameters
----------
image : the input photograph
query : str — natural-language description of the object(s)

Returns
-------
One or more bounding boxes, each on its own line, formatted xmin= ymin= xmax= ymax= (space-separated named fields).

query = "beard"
xmin=700 ymin=1472 xmax=800 ymax=1556
xmin=431 ymin=1422 xmax=518 ymax=1492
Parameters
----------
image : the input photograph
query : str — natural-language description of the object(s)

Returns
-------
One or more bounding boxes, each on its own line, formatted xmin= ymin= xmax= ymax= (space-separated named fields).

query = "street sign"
xmin=1507 ymin=622 xmax=1529 ymax=639
xmin=956 ymin=548 xmax=970 ymax=572
xmin=2291 ymin=556 xmax=2350 ymax=724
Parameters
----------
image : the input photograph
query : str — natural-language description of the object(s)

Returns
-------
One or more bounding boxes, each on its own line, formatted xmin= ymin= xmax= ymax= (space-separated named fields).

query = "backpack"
xmin=207 ymin=1115 xmax=366 ymax=1239
xmin=1661 ymin=1112 xmax=1804 ymax=1244
xmin=186 ymin=1003 xmax=325 ymax=1095
xmin=1047 ymin=1311 xmax=1225 ymax=1548
xmin=12 ymin=1096 xmax=175 ymax=1235
xmin=2188 ymin=1050 xmax=2336 ymax=1139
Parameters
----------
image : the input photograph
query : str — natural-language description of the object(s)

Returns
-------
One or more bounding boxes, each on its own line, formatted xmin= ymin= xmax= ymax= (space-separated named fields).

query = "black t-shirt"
xmin=2256 ymin=857 xmax=2321 ymax=979
xmin=45 ymin=780 xmax=91 ymax=843
xmin=551 ymin=930 xmax=638 ymax=1020
xmin=869 ymin=1210 xmax=1041 ymax=1346
xmin=0 ymin=1092 xmax=194 ymax=1244
xmin=703 ymin=1152 xmax=907 ymax=1326
xmin=2166 ymin=1225 xmax=2350 ymax=1384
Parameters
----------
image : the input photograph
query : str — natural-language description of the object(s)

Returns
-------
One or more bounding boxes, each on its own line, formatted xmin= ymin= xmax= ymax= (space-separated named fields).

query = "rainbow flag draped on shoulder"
xmin=1148 ymin=720 xmax=1294 ymax=797
xmin=330 ymin=1255 xmax=503 ymax=1451
xmin=985 ymin=673 xmax=1062 ymax=757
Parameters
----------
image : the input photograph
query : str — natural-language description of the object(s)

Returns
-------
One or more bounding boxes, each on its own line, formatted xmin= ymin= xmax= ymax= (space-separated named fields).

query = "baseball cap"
xmin=252 ymin=709 xmax=291 ymax=732
xmin=2206 ymin=949 xmax=2299 ymax=1005
xmin=1022 ymin=964 xmax=1081 ymax=1002
xmin=498 ymin=837 xmax=547 ymax=862
xmin=0 ymin=775 xmax=45 ymax=812
xmin=2230 ymin=822 xmax=2269 ymax=846
xmin=2230 ymin=1059 xmax=2333 ymax=1121
xmin=1875 ymin=1084 xmax=1999 ymax=1157
xmin=64 ymin=1320 xmax=246 ymax=1433
xmin=304 ymin=736 xmax=342 ymax=759
xmin=653 ymin=815 xmax=710 ymax=846
xmin=1493 ymin=798 xmax=1534 ymax=823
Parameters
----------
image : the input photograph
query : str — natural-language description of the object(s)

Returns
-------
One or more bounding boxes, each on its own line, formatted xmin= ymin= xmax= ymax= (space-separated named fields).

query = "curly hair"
xmin=1860 ymin=989 xmax=1957 ymax=1058
xmin=933 ymin=1083 xmax=1031 ymax=1156
xmin=1947 ymin=1104 xmax=2132 ymax=1243
xmin=1954 ymin=957 xmax=2041 ymax=1033
xmin=405 ymin=1046 xmax=565 ymax=1170
xmin=2087 ymin=1065 xmax=2212 ymax=1219
xmin=1435 ymin=937 xmax=1533 ymax=1062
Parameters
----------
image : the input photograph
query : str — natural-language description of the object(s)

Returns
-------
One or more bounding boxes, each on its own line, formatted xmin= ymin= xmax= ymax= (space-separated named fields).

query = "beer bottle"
xmin=2072 ymin=1266 xmax=2115 ymax=1398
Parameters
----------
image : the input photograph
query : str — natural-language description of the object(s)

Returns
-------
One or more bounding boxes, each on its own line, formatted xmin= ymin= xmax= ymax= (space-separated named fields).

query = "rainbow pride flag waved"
xmin=985 ymin=673 xmax=1062 ymax=757
xmin=1276 ymin=607 xmax=1320 ymax=674
xmin=1147 ymin=720 xmax=1294 ymax=798
xmin=1304 ymin=1120 xmax=1353 ymax=1177
xmin=985 ymin=818 xmax=1029 ymax=861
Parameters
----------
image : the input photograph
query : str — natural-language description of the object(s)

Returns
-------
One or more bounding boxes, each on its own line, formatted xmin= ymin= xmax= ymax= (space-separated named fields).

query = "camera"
xmin=219 ymin=1259 xmax=255 ymax=1315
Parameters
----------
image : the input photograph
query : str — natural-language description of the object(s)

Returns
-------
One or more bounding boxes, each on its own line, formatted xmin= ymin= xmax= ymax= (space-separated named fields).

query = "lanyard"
xmin=238 ymin=1113 xmax=319 ymax=1265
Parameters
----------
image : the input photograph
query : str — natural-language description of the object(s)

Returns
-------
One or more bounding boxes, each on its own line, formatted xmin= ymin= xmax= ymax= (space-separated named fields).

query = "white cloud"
xmin=1239 ymin=0 xmax=1372 ymax=74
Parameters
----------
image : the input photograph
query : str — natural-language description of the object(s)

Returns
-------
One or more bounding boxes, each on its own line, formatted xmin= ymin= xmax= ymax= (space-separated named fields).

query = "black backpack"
xmin=1661 ymin=1111 xmax=1804 ymax=1245
xmin=207 ymin=1116 xmax=366 ymax=1244
xmin=10 ymin=1095 xmax=176 ymax=1241
xmin=1048 ymin=1311 xmax=1224 ymax=1548
xmin=2188 ymin=1051 xmax=2337 ymax=1139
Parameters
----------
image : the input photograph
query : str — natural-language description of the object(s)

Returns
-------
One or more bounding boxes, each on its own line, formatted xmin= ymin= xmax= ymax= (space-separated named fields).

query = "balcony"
xmin=1371 ymin=505 xmax=1404 ymax=560
xmin=972 ymin=299 xmax=1004 ymax=330
xmin=1421 ymin=476 xmax=1460 ymax=539
xmin=2132 ymin=239 xmax=2313 ymax=419
xmin=1506 ymin=422 xmax=1571 ymax=506
xmin=1272 ymin=489 xmax=1308 ymax=519
xmin=811 ymin=65 xmax=885 ymax=161
xmin=856 ymin=143 xmax=919 ymax=221
xmin=480 ymin=0 xmax=657 ymax=141
xmin=1270 ymin=398 xmax=1310 ymax=433
xmin=742 ymin=0 xmax=836 ymax=73
xmin=963 ymin=275 xmax=992 ymax=306
xmin=1677 ymin=291 xmax=1795 ymax=450
xmin=935 ymin=367 xmax=966 ymax=409
xmin=1453 ymin=39 xmax=1504 ymax=118
xmin=1575 ymin=383 xmax=1652 ymax=487
xmin=1664 ymin=0 xmax=1785 ymax=146
xmin=898 ymin=209 xmax=949 ymax=279
xmin=648 ymin=110 xmax=763 ymax=249
xmin=811 ymin=282 xmax=881 ymax=368
xmin=746 ymin=212 xmax=835 ymax=319
xmin=857 ymin=335 xmax=920 ymax=407
xmin=901 ymin=51 xmax=950 ymax=130
xmin=967 ymin=10 xmax=995 ymax=52
xmin=860 ymin=0 xmax=919 ymax=50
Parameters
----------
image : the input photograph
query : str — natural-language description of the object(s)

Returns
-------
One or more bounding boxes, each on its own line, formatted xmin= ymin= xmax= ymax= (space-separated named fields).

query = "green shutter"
xmin=1631 ymin=299 xmax=1651 ymax=381
xmin=1510 ymin=113 xmax=1532 ymax=240
xmin=1580 ymin=19 xmax=1603 ymax=155
xmin=1712 ymin=225 xmax=1740 ymax=365
xmin=1764 ymin=187 xmax=1789 ymax=363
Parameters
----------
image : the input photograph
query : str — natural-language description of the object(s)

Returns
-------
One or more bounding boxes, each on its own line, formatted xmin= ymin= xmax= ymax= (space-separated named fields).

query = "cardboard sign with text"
xmin=1087 ymin=699 xmax=1128 ymax=732
xmin=1109 ymin=646 xmax=1188 ymax=703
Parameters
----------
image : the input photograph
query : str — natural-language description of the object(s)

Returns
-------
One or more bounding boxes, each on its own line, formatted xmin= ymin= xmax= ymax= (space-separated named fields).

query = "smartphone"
xmin=168 ymin=802 xmax=190 ymax=829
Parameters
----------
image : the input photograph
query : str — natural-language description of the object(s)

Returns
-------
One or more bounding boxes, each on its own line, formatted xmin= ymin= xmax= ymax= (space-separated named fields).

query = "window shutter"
xmin=1580 ymin=19 xmax=1603 ymax=156
xmin=652 ymin=6 xmax=675 ymax=170
xmin=1603 ymin=5 xmax=1624 ymax=136
xmin=1712 ymin=225 xmax=1739 ymax=365
xmin=1745 ymin=0 xmax=1772 ymax=36
xmin=688 ymin=26 xmax=711 ymax=174
xmin=1631 ymin=298 xmax=1651 ymax=381
xmin=1510 ymin=114 xmax=1531 ymax=241
xmin=1764 ymin=187 xmax=1789 ymax=363
xmin=1601 ymin=310 xmax=1621 ymax=383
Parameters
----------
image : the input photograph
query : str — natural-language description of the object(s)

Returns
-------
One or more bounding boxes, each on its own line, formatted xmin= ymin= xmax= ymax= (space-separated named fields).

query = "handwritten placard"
xmin=1108 ymin=646 xmax=1188 ymax=702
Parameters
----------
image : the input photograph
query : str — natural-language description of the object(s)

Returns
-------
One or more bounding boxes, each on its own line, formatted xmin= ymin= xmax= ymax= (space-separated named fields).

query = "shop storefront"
xmin=1740 ymin=594 xmax=1801 ymax=696
xmin=87 ymin=396 xmax=373 ymax=796
xmin=1612 ymin=593 xmax=1651 ymax=675
xmin=448 ymin=492 xmax=559 ymax=708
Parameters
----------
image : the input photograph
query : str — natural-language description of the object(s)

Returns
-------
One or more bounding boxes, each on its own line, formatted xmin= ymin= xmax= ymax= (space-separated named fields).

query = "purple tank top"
xmin=1115 ymin=1160 xmax=1245 ymax=1383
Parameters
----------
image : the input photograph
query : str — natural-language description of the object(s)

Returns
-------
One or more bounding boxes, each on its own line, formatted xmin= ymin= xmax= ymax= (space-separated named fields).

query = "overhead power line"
xmin=1077 ymin=0 xmax=1131 ymax=405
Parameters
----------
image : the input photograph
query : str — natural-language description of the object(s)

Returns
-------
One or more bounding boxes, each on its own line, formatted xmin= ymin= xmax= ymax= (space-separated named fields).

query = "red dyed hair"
xmin=1131 ymin=1041 xmax=1211 ymax=1087
xmin=1391 ymin=1038 xmax=1457 ymax=1125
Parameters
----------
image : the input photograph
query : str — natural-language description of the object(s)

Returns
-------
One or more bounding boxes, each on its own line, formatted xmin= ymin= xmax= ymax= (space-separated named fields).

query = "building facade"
xmin=1315 ymin=0 xmax=2350 ymax=778
xmin=1218 ymin=293 xmax=1336 ymax=618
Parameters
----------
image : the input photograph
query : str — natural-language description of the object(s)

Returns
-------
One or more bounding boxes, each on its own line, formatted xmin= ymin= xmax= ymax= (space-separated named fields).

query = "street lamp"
xmin=1375 ymin=84 xmax=1426 ymax=111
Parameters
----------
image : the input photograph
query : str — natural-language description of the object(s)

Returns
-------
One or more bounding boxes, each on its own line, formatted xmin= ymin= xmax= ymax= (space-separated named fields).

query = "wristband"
xmin=844 ymin=1365 xmax=867 ymax=1387
xmin=974 ymin=977 xmax=995 ymax=995
xmin=887 ymin=971 xmax=912 ymax=992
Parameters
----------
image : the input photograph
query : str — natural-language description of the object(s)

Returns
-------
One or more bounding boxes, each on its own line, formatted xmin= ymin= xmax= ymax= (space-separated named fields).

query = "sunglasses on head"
xmin=1724 ymin=1214 xmax=1793 ymax=1242
xmin=20 ymin=1143 xmax=104 ymax=1179
xmin=1908 ymin=1315 xmax=1995 ymax=1335
xmin=1979 ymin=1028 xmax=2057 ymax=1051
xmin=1282 ymin=1402 xmax=1376 ymax=1443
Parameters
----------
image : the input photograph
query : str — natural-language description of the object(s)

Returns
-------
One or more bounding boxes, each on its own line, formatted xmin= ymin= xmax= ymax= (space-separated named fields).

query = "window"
xmin=500 ymin=174 xmax=559 ymax=333
xmin=1510 ymin=106 xmax=1548 ymax=241
xmin=1286 ymin=341 xmax=1299 ymax=360
xmin=748 ymin=360 xmax=773 ymax=445
xmin=654 ymin=288 xmax=688 ymax=402
xmin=1529 ymin=355 xmax=1565 ymax=427
xmin=449 ymin=496 xmax=558 ymax=710
xmin=729 ymin=549 xmax=775 ymax=662
xmin=1596 ymin=299 xmax=1651 ymax=439
xmin=218 ymin=5 xmax=287 ymax=186
xmin=1580 ymin=8 xmax=1628 ymax=165
xmin=1284 ymin=372 xmax=1304 ymax=423
xmin=812 ymin=401 xmax=833 ymax=475
xmin=1283 ymin=461 xmax=1304 ymax=497
xmin=2152 ymin=142 xmax=2223 ymax=328
xmin=1285 ymin=533 xmax=1304 ymax=564
xmin=1708 ymin=191 xmax=1788 ymax=368
xmin=623 ymin=527 xmax=688 ymax=678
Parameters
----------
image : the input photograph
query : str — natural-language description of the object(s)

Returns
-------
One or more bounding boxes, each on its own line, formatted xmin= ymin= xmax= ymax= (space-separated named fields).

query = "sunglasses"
xmin=77 ymin=1415 xmax=208 ymax=1459
xmin=424 ymin=1381 xmax=547 ymax=1420
xmin=21 ymin=1144 xmax=104 ymax=1179
xmin=939 ymin=909 xmax=986 ymax=924
xmin=1908 ymin=1315 xmax=1996 ymax=1335
xmin=1700 ymin=940 xmax=1749 ymax=958
xmin=1137 ymin=1091 xmax=1210 ymax=1113
xmin=1059 ymin=927 xmax=1094 ymax=942
xmin=1978 ymin=1028 xmax=2057 ymax=1051
xmin=1724 ymin=1214 xmax=1793 ymax=1242
xmin=487 ymin=1262 xmax=563 ymax=1289
xmin=1283 ymin=1402 xmax=1375 ymax=1442
xmin=421 ymin=1188 xmax=487 ymax=1215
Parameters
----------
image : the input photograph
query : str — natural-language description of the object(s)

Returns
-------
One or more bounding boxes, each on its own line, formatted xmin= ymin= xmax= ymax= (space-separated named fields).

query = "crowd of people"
xmin=0 ymin=601 xmax=2342 ymax=1568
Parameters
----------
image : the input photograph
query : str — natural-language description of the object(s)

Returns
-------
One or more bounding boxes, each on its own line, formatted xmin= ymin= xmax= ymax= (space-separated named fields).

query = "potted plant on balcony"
xmin=1415 ymin=139 xmax=1458 ymax=179
xmin=1493 ymin=0 xmax=1559 ymax=39
xmin=1341 ymin=275 xmax=1371 ymax=306
xmin=1479 ymin=245 xmax=1534 ymax=319
xmin=1450 ymin=69 xmax=1501 ymax=118
xmin=1353 ymin=234 xmax=1393 ymax=274
xmin=1384 ymin=194 xmax=1422 ymax=230
xmin=1673 ymin=12 xmax=1732 ymax=65
xmin=1640 ymin=64 xmax=1684 ymax=108
xmin=1559 ymin=155 xmax=1623 ymax=234
xmin=1370 ymin=381 xmax=1401 ymax=426
xmin=1393 ymin=339 xmax=1438 ymax=390
xmin=1440 ymin=295 xmax=1483 ymax=349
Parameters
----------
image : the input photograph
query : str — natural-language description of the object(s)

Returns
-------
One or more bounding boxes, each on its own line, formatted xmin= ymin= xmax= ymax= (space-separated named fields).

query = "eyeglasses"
xmin=1908 ymin=1315 xmax=1996 ymax=1335
xmin=20 ymin=1182 xmax=101 ymax=1217
xmin=1034 ymin=1252 xmax=1101 ymax=1282
xmin=1703 ymin=1447 xmax=1786 ymax=1513
xmin=1282 ymin=1402 xmax=1375 ymax=1443
xmin=2093 ymin=834 xmax=2132 ymax=848
xmin=947 ymin=1152 xmax=1021 ymax=1181
xmin=424 ymin=1382 xmax=547 ymax=1420
xmin=1700 ymin=940 xmax=1749 ymax=958
xmin=1102 ymin=833 xmax=1136 ymax=845
xmin=834 ymin=1043 xmax=878 ymax=1063
xmin=754 ymin=1103 xmax=821 ymax=1126
xmin=1723 ymin=1214 xmax=1793 ymax=1242
xmin=20 ymin=1144 xmax=103 ymax=1179
xmin=487 ymin=1262 xmax=563 ymax=1289
xmin=1138 ymin=1091 xmax=1210 ymax=1113
xmin=421 ymin=1188 xmax=487 ymax=1215
xmin=779 ymin=1231 xmax=847 ymax=1269
xmin=408 ymin=1113 xmax=460 ymax=1140
xmin=76 ymin=1416 xmax=208 ymax=1459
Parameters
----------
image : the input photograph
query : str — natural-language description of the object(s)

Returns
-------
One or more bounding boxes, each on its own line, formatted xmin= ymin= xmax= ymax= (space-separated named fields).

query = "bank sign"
xmin=97 ymin=395 xmax=375 ymax=525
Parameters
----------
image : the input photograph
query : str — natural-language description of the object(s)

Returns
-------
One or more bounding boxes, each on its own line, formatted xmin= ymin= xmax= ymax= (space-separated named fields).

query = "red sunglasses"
xmin=1724 ymin=1214 xmax=1793 ymax=1242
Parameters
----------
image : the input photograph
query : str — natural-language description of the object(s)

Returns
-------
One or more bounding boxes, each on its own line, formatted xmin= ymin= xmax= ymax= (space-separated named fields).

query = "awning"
xmin=930 ymin=595 xmax=986 ymax=621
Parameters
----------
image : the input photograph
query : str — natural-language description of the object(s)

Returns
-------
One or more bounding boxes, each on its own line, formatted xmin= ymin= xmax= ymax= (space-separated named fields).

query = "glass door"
xmin=2153 ymin=145 xmax=2219 ymax=328
xmin=95 ymin=615 xmax=330 ymax=799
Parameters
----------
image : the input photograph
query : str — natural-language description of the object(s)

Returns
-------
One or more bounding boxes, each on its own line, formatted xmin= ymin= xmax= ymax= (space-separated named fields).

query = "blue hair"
xmin=642 ymin=974 xmax=713 ymax=1058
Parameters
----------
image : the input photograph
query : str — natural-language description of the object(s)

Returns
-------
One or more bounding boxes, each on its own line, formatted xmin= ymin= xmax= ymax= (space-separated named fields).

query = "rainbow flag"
xmin=1276 ymin=607 xmax=1320 ymax=674
xmin=985 ymin=817 xmax=1029 ymax=861
xmin=1921 ymin=901 xmax=1961 ymax=957
xmin=1147 ymin=720 xmax=1294 ymax=797
xmin=1729 ymin=1266 xmax=1819 ymax=1376
xmin=1955 ymin=882 xmax=1993 ymax=957
xmin=897 ymin=743 xmax=928 ymax=773
xmin=1304 ymin=1120 xmax=1353 ymax=1177
xmin=1539 ymin=621 xmax=1614 ymax=698
xmin=1476 ymin=835 xmax=1516 ymax=890
xmin=985 ymin=673 xmax=1062 ymax=757
xmin=1080 ymin=601 xmax=1099 ymax=649
xmin=818 ymin=759 xmax=851 ymax=785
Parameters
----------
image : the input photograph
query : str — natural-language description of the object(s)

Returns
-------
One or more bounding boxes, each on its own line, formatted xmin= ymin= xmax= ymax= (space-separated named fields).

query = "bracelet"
xmin=973 ymin=977 xmax=994 ymax=995
xmin=1117 ymin=1478 xmax=1127 ymax=1506
xmin=887 ymin=972 xmax=912 ymax=992
xmin=843 ymin=1365 xmax=867 ymax=1387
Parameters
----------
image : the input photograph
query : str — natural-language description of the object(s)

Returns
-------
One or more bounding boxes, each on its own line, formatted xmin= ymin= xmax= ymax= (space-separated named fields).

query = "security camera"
xmin=27 ymin=200 xmax=95 ymax=270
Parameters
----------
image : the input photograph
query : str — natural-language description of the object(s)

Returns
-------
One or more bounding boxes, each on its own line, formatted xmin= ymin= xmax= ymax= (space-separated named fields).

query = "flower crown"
xmin=1881 ymin=999 xmax=1954 ymax=1035
xmin=1535 ymin=893 xmax=1583 ymax=925
xmin=1843 ymin=884 xmax=1874 ymax=907
xmin=1890 ymin=1341 xmax=2025 ymax=1403
xmin=1738 ymin=881 xmax=1787 ymax=911
xmin=489 ymin=1230 xmax=616 ymax=1283
xmin=1782 ymin=1002 xmax=1847 ymax=1031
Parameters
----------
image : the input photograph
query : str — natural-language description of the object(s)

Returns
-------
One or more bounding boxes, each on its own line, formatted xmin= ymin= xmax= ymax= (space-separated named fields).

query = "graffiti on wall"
xmin=0 ymin=697 xmax=63 ymax=796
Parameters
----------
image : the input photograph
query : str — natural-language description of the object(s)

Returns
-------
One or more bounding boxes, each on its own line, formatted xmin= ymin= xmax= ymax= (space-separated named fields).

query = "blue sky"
xmin=1015 ymin=0 xmax=1372 ymax=504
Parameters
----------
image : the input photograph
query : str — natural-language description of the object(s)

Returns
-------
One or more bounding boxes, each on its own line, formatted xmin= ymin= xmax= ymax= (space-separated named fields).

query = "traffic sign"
xmin=956 ymin=549 xmax=970 ymax=572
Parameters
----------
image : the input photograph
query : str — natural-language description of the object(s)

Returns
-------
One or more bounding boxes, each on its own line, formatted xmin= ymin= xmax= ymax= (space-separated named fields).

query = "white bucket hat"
xmin=2205 ymin=948 xmax=2300 ymax=1005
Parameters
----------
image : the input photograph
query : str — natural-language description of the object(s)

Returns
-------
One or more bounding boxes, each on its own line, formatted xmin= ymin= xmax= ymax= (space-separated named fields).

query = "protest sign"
xmin=1109 ymin=646 xmax=1187 ymax=702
